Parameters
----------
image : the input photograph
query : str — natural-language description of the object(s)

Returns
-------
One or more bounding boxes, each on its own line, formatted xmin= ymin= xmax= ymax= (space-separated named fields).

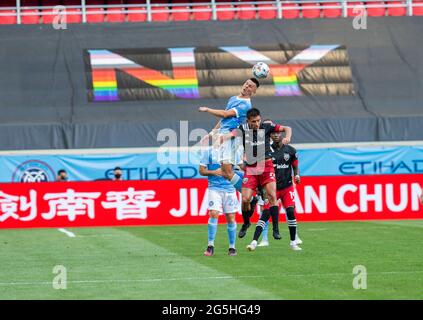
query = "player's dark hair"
xmin=249 ymin=78 xmax=260 ymax=88
xmin=247 ymin=108 xmax=261 ymax=119
xmin=58 ymin=169 xmax=66 ymax=175
xmin=114 ymin=166 xmax=122 ymax=171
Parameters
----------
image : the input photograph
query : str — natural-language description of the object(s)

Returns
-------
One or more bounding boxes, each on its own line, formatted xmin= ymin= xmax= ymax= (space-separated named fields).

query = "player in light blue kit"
xmin=200 ymin=146 xmax=243 ymax=256
xmin=198 ymin=78 xmax=260 ymax=193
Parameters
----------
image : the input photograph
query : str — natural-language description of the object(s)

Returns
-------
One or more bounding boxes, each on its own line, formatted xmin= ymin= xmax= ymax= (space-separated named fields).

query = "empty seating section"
xmin=257 ymin=3 xmax=277 ymax=19
xmin=282 ymin=2 xmax=300 ymax=19
xmin=0 ymin=1 xmax=421 ymax=24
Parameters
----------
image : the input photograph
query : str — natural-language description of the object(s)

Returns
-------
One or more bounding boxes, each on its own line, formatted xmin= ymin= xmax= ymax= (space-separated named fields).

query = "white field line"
xmin=1 ymin=271 xmax=423 ymax=287
xmin=58 ymin=228 xmax=76 ymax=238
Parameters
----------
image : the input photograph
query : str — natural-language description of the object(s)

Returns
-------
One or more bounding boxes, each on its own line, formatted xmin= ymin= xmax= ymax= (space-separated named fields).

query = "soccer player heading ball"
xmin=198 ymin=78 xmax=260 ymax=192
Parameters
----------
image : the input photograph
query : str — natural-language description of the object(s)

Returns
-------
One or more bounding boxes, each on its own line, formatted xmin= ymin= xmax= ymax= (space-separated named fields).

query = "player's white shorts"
xmin=218 ymin=136 xmax=243 ymax=165
xmin=208 ymin=189 xmax=239 ymax=214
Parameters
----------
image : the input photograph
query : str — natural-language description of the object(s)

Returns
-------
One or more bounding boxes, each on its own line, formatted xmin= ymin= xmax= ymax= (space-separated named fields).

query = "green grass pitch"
xmin=0 ymin=220 xmax=422 ymax=299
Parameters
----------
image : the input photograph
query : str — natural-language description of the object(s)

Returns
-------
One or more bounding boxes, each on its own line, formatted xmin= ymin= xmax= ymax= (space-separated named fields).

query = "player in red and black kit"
xmin=226 ymin=108 xmax=292 ymax=251
xmin=260 ymin=125 xmax=302 ymax=250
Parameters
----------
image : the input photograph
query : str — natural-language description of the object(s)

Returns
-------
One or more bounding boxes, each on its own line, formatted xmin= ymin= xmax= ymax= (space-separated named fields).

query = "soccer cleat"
xmin=257 ymin=240 xmax=269 ymax=247
xmin=272 ymin=229 xmax=282 ymax=240
xmin=228 ymin=248 xmax=237 ymax=256
xmin=290 ymin=241 xmax=302 ymax=251
xmin=246 ymin=240 xmax=257 ymax=251
xmin=296 ymin=236 xmax=303 ymax=245
xmin=203 ymin=245 xmax=214 ymax=256
xmin=238 ymin=223 xmax=251 ymax=238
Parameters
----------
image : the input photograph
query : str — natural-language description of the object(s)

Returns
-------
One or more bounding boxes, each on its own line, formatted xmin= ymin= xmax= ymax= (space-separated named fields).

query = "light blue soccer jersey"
xmin=200 ymin=148 xmax=236 ymax=192
xmin=219 ymin=96 xmax=252 ymax=133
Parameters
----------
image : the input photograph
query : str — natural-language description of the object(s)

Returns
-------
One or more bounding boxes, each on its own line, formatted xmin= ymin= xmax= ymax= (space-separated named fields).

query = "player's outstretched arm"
xmin=198 ymin=107 xmax=237 ymax=119
xmin=279 ymin=125 xmax=292 ymax=145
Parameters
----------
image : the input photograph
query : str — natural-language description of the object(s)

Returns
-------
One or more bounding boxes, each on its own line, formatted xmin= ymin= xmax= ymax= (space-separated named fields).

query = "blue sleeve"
xmin=200 ymin=150 xmax=210 ymax=167
xmin=235 ymin=101 xmax=250 ymax=118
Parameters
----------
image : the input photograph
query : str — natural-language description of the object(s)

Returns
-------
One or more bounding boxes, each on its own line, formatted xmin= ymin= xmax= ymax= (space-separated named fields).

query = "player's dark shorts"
xmin=263 ymin=184 xmax=295 ymax=210
xmin=242 ymin=159 xmax=276 ymax=190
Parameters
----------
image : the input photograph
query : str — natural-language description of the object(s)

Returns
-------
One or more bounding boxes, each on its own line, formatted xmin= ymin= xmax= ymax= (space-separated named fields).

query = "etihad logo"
xmin=85 ymin=44 xmax=354 ymax=102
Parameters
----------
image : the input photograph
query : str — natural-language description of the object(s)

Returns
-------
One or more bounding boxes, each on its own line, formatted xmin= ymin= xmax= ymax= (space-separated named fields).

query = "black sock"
xmin=253 ymin=209 xmax=271 ymax=241
xmin=269 ymin=205 xmax=279 ymax=231
xmin=286 ymin=207 xmax=297 ymax=241
xmin=242 ymin=209 xmax=251 ymax=225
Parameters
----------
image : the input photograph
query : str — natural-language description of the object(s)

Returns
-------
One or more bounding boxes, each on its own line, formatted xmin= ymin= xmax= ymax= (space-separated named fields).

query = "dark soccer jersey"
xmin=237 ymin=122 xmax=281 ymax=166
xmin=270 ymin=143 xmax=298 ymax=190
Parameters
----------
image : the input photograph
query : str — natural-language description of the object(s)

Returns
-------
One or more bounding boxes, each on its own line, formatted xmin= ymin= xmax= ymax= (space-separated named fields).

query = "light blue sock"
xmin=262 ymin=221 xmax=269 ymax=242
xmin=208 ymin=217 xmax=218 ymax=246
xmin=230 ymin=170 xmax=244 ymax=193
xmin=227 ymin=221 xmax=237 ymax=249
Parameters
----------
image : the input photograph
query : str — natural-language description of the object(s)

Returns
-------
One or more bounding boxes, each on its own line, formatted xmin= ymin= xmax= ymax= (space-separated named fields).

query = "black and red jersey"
xmin=236 ymin=122 xmax=282 ymax=166
xmin=270 ymin=143 xmax=298 ymax=190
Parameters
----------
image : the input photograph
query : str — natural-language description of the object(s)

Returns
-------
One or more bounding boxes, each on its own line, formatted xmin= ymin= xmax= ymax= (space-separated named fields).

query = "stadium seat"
xmin=237 ymin=4 xmax=256 ymax=20
xmin=216 ymin=4 xmax=236 ymax=20
xmin=282 ymin=2 xmax=300 ymax=19
xmin=366 ymin=1 xmax=386 ymax=16
xmin=0 ymin=10 xmax=16 ymax=24
xmin=192 ymin=5 xmax=212 ymax=20
xmin=413 ymin=0 xmax=423 ymax=15
xmin=20 ymin=9 xmax=40 ymax=24
xmin=86 ymin=7 xmax=105 ymax=23
xmin=257 ymin=3 xmax=277 ymax=20
xmin=106 ymin=7 xmax=126 ymax=22
xmin=127 ymin=7 xmax=147 ymax=22
xmin=151 ymin=6 xmax=170 ymax=21
xmin=322 ymin=2 xmax=342 ymax=18
xmin=387 ymin=1 xmax=407 ymax=16
xmin=66 ymin=9 xmax=83 ymax=23
xmin=127 ymin=0 xmax=147 ymax=3
xmin=301 ymin=2 xmax=321 ymax=18
xmin=172 ymin=6 xmax=191 ymax=21
xmin=42 ymin=7 xmax=82 ymax=23
xmin=41 ymin=8 xmax=56 ymax=24
xmin=347 ymin=1 xmax=366 ymax=17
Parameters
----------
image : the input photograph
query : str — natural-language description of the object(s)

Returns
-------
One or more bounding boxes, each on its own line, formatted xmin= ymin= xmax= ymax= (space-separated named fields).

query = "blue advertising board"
xmin=1 ymin=146 xmax=422 ymax=183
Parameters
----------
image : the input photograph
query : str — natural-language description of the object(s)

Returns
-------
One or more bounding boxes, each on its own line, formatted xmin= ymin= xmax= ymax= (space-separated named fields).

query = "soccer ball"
xmin=252 ymin=62 xmax=270 ymax=79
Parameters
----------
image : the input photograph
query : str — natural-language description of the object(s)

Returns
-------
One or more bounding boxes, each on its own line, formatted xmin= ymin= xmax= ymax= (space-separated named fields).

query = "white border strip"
xmin=0 ymin=141 xmax=423 ymax=156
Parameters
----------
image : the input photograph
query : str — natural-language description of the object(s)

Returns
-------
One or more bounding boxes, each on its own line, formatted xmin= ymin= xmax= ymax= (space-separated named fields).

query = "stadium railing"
xmin=0 ymin=0 xmax=422 ymax=25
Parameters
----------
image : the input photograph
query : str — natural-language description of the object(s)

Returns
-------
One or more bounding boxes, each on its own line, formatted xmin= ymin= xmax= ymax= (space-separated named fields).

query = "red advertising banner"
xmin=0 ymin=174 xmax=422 ymax=229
